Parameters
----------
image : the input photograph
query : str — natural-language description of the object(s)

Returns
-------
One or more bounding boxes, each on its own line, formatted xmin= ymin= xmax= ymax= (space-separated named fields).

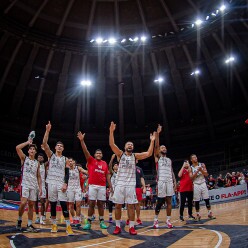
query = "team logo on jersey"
xmin=97 ymin=165 xmax=102 ymax=169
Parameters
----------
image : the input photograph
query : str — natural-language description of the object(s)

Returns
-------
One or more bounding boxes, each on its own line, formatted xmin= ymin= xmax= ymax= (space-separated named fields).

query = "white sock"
xmin=167 ymin=216 xmax=171 ymax=221
xmin=65 ymin=219 xmax=70 ymax=227
xmin=52 ymin=219 xmax=57 ymax=225
xmin=28 ymin=219 xmax=32 ymax=226
xmin=129 ymin=221 xmax=135 ymax=228
xmin=109 ymin=213 xmax=112 ymax=218
xmin=36 ymin=214 xmax=39 ymax=218
xmin=116 ymin=220 xmax=121 ymax=227
xmin=208 ymin=210 xmax=211 ymax=214
xmin=154 ymin=215 xmax=158 ymax=221
xmin=196 ymin=212 xmax=200 ymax=215
xmin=18 ymin=216 xmax=22 ymax=221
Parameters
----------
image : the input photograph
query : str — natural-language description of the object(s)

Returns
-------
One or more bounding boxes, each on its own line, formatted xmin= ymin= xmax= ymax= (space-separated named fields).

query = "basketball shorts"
xmin=193 ymin=183 xmax=209 ymax=201
xmin=135 ymin=188 xmax=143 ymax=202
xmin=157 ymin=181 xmax=174 ymax=198
xmin=48 ymin=183 xmax=68 ymax=202
xmin=88 ymin=185 xmax=106 ymax=201
xmin=67 ymin=188 xmax=82 ymax=202
xmin=112 ymin=185 xmax=138 ymax=204
xmin=21 ymin=186 xmax=38 ymax=201
xmin=40 ymin=186 xmax=46 ymax=199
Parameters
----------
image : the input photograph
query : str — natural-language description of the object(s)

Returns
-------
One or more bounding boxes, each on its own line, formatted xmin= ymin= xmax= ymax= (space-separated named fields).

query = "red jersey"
xmin=87 ymin=156 xmax=109 ymax=186
xmin=179 ymin=168 xmax=193 ymax=192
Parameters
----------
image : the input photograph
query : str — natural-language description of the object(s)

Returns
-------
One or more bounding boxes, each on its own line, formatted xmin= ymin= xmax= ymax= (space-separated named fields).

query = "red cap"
xmin=245 ymin=119 xmax=248 ymax=125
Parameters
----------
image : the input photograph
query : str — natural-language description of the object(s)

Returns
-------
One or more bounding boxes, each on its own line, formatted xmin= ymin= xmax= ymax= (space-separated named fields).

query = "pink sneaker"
xmin=166 ymin=220 xmax=173 ymax=228
xmin=153 ymin=219 xmax=159 ymax=229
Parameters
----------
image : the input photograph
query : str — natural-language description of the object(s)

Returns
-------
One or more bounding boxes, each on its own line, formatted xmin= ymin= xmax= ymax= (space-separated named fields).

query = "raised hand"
xmin=46 ymin=121 xmax=52 ymax=132
xmin=157 ymin=124 xmax=162 ymax=134
xmin=77 ymin=131 xmax=85 ymax=141
xmin=109 ymin=121 xmax=116 ymax=132
xmin=28 ymin=138 xmax=33 ymax=144
xmin=150 ymin=132 xmax=156 ymax=141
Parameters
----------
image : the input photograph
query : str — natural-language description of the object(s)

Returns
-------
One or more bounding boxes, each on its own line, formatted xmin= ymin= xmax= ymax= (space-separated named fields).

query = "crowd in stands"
xmin=0 ymin=176 xmax=21 ymax=194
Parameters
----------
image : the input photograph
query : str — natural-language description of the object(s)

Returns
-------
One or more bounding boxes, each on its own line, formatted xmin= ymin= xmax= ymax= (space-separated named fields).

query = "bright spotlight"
xmin=154 ymin=77 xmax=164 ymax=83
xmin=225 ymin=56 xmax=235 ymax=64
xmin=121 ymin=39 xmax=126 ymax=43
xmin=220 ymin=4 xmax=226 ymax=12
xmin=206 ymin=15 xmax=210 ymax=20
xmin=140 ymin=36 xmax=147 ymax=42
xmin=108 ymin=38 xmax=116 ymax=44
xmin=191 ymin=69 xmax=200 ymax=76
xmin=129 ymin=38 xmax=133 ymax=41
xmin=96 ymin=38 xmax=103 ymax=44
xmin=80 ymin=80 xmax=92 ymax=86
xmin=133 ymin=37 xmax=139 ymax=42
xmin=90 ymin=39 xmax=94 ymax=43
xmin=195 ymin=19 xmax=203 ymax=26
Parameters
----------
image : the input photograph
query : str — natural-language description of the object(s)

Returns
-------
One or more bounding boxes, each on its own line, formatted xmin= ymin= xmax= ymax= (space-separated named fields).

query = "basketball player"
xmin=145 ymin=184 xmax=152 ymax=209
xmin=108 ymin=154 xmax=118 ymax=223
xmin=67 ymin=158 xmax=88 ymax=226
xmin=189 ymin=154 xmax=215 ymax=221
xmin=42 ymin=121 xmax=74 ymax=235
xmin=153 ymin=124 xmax=176 ymax=229
xmin=77 ymin=131 xmax=112 ymax=230
xmin=109 ymin=121 xmax=156 ymax=235
xmin=178 ymin=160 xmax=195 ymax=221
xmin=16 ymin=139 xmax=42 ymax=232
xmin=34 ymin=153 xmax=47 ymax=224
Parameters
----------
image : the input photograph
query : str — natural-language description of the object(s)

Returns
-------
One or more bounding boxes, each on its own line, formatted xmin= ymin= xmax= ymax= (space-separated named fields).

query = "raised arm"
xmin=78 ymin=166 xmax=88 ymax=175
xmin=154 ymin=124 xmax=162 ymax=158
xmin=109 ymin=122 xmax=123 ymax=158
xmin=178 ymin=161 xmax=189 ymax=177
xmin=16 ymin=139 xmax=32 ymax=163
xmin=135 ymin=132 xmax=156 ymax=160
xmin=108 ymin=154 xmax=116 ymax=174
xmin=42 ymin=121 xmax=53 ymax=159
xmin=77 ymin=131 xmax=91 ymax=160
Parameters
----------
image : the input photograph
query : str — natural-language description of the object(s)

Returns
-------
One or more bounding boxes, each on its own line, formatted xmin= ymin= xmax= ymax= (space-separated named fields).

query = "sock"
xmin=154 ymin=215 xmax=158 ymax=221
xmin=99 ymin=216 xmax=104 ymax=222
xmin=65 ymin=219 xmax=70 ymax=227
xmin=18 ymin=216 xmax=22 ymax=221
xmin=196 ymin=212 xmax=200 ymax=215
xmin=52 ymin=219 xmax=57 ymax=225
xmin=109 ymin=213 xmax=112 ymax=218
xmin=167 ymin=216 xmax=171 ymax=221
xmin=36 ymin=214 xmax=39 ymax=219
xmin=87 ymin=217 xmax=92 ymax=223
xmin=27 ymin=219 xmax=32 ymax=226
xmin=129 ymin=221 xmax=135 ymax=228
xmin=116 ymin=220 xmax=121 ymax=227
xmin=208 ymin=210 xmax=211 ymax=214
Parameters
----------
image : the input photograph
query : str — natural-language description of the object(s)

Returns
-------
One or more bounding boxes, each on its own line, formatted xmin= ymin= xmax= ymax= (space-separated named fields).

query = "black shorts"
xmin=146 ymin=196 xmax=151 ymax=201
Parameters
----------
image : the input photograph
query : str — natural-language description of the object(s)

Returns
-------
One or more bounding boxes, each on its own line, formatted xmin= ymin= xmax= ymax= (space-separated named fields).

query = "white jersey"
xmin=111 ymin=171 xmax=117 ymax=188
xmin=21 ymin=157 xmax=39 ymax=190
xmin=46 ymin=153 xmax=66 ymax=185
xmin=191 ymin=163 xmax=206 ymax=185
xmin=39 ymin=163 xmax=46 ymax=188
xmin=157 ymin=156 xmax=173 ymax=183
xmin=115 ymin=153 xmax=136 ymax=187
xmin=68 ymin=166 xmax=81 ymax=190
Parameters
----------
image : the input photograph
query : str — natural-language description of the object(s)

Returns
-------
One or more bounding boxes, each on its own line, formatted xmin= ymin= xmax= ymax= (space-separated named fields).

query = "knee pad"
xmin=204 ymin=199 xmax=210 ymax=208
xmin=50 ymin=201 xmax=57 ymax=217
xmin=194 ymin=201 xmax=200 ymax=210
xmin=60 ymin=201 xmax=69 ymax=218
xmin=155 ymin=197 xmax=165 ymax=213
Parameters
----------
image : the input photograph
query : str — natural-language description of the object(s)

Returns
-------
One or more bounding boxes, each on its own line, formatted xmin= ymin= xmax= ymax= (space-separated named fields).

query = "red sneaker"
xmin=126 ymin=219 xmax=130 ymax=226
xmin=166 ymin=220 xmax=173 ymax=229
xmin=113 ymin=226 xmax=121 ymax=235
xmin=129 ymin=227 xmax=137 ymax=235
xmin=136 ymin=218 xmax=142 ymax=225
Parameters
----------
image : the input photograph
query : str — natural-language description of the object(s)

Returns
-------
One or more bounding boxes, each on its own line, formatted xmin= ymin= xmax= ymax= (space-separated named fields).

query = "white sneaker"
xmin=153 ymin=219 xmax=159 ymax=229
xmin=40 ymin=219 xmax=45 ymax=225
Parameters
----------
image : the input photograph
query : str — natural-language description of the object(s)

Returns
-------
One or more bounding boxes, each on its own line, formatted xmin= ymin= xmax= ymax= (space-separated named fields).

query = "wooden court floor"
xmin=0 ymin=198 xmax=247 ymax=248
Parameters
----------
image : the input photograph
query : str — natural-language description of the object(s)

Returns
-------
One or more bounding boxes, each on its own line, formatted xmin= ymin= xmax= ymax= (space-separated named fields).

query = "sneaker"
xmin=74 ymin=220 xmax=81 ymax=227
xmin=26 ymin=225 xmax=38 ymax=233
xmin=66 ymin=225 xmax=74 ymax=236
xmin=195 ymin=214 xmax=201 ymax=221
xmin=208 ymin=212 xmax=216 ymax=219
xmin=188 ymin=215 xmax=196 ymax=221
xmin=100 ymin=220 xmax=108 ymax=229
xmin=179 ymin=216 xmax=185 ymax=222
xmin=40 ymin=219 xmax=45 ymax=225
xmin=153 ymin=219 xmax=159 ymax=229
xmin=51 ymin=224 xmax=58 ymax=233
xmin=166 ymin=220 xmax=173 ymax=228
xmin=16 ymin=220 xmax=22 ymax=230
xmin=129 ymin=227 xmax=137 ymax=235
xmin=91 ymin=215 xmax=96 ymax=221
xmin=126 ymin=219 xmax=130 ymax=226
xmin=35 ymin=217 xmax=40 ymax=224
xmin=136 ymin=218 xmax=142 ymax=225
xmin=108 ymin=217 xmax=113 ymax=223
xmin=73 ymin=219 xmax=77 ymax=224
xmin=83 ymin=223 xmax=91 ymax=230
xmin=113 ymin=226 xmax=121 ymax=235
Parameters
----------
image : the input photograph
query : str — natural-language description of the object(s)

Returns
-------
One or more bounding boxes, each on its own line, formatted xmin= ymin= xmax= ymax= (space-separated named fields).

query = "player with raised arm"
xmin=42 ymin=121 xmax=73 ymax=235
xmin=77 ymin=131 xmax=112 ymax=230
xmin=16 ymin=137 xmax=42 ymax=232
xmin=153 ymin=124 xmax=176 ymax=229
xmin=109 ymin=121 xmax=156 ymax=235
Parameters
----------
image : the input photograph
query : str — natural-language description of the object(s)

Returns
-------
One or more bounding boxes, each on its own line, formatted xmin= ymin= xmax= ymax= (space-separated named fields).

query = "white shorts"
xmin=21 ymin=186 xmax=37 ymax=201
xmin=39 ymin=186 xmax=46 ymax=199
xmin=193 ymin=183 xmax=209 ymax=201
xmin=112 ymin=185 xmax=138 ymax=204
xmin=157 ymin=181 xmax=174 ymax=198
xmin=88 ymin=185 xmax=106 ymax=201
xmin=67 ymin=188 xmax=82 ymax=202
xmin=48 ymin=183 xmax=68 ymax=202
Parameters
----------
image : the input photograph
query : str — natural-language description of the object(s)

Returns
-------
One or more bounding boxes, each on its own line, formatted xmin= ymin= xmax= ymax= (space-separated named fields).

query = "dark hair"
xmin=28 ymin=144 xmax=37 ymax=151
xmin=56 ymin=141 xmax=64 ymax=147
xmin=190 ymin=154 xmax=196 ymax=161
xmin=95 ymin=149 xmax=102 ymax=154
xmin=37 ymin=153 xmax=44 ymax=157
xmin=125 ymin=141 xmax=133 ymax=146
xmin=112 ymin=162 xmax=119 ymax=169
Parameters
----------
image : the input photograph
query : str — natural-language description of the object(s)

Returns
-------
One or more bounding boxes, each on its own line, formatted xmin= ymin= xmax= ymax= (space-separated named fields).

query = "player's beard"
xmin=161 ymin=151 xmax=167 ymax=155
xmin=126 ymin=148 xmax=133 ymax=153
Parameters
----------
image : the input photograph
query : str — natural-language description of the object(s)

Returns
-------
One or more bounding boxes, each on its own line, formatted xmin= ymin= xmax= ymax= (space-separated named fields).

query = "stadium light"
xmin=96 ymin=38 xmax=103 ymax=44
xmin=154 ymin=77 xmax=164 ymax=83
xmin=80 ymin=80 xmax=92 ymax=86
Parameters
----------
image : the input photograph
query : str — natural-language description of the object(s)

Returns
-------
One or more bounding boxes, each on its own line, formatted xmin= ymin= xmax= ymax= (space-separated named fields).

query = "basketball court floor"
xmin=0 ymin=198 xmax=247 ymax=248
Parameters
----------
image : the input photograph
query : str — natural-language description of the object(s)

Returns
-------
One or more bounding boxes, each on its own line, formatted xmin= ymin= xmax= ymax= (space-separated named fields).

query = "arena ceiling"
xmin=0 ymin=0 xmax=247 ymax=155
